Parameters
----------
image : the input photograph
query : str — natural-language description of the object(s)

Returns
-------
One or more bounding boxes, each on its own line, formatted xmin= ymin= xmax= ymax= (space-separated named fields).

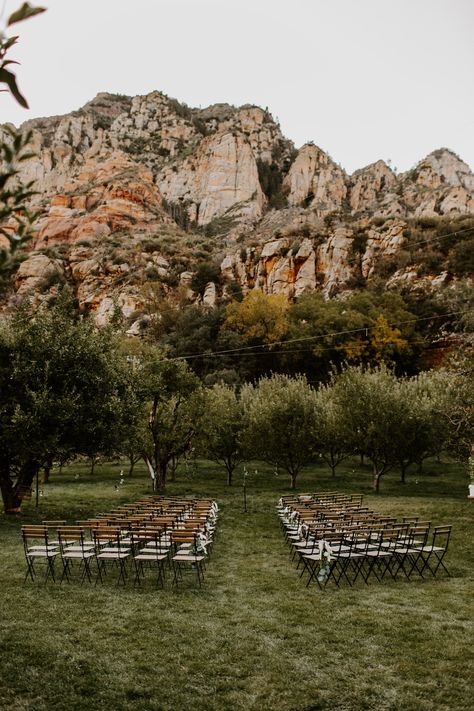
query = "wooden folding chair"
xmin=408 ymin=525 xmax=452 ymax=578
xmin=94 ymin=529 xmax=131 ymax=585
xmin=58 ymin=527 xmax=96 ymax=584
xmin=132 ymin=530 xmax=169 ymax=588
xmin=171 ymin=531 xmax=206 ymax=587
xmin=22 ymin=526 xmax=59 ymax=583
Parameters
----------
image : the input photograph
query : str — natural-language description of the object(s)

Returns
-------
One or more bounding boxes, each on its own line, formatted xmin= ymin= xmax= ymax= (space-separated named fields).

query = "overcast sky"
xmin=1 ymin=0 xmax=473 ymax=174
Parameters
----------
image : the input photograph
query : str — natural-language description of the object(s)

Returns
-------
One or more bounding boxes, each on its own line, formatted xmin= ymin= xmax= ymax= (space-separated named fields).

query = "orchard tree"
xmin=0 ymin=294 xmax=131 ymax=513
xmin=329 ymin=365 xmax=405 ymax=492
xmin=313 ymin=384 xmax=351 ymax=477
xmin=114 ymin=361 xmax=147 ymax=476
xmin=139 ymin=350 xmax=201 ymax=491
xmin=442 ymin=351 xmax=474 ymax=464
xmin=242 ymin=374 xmax=318 ymax=489
xmin=196 ymin=383 xmax=246 ymax=485
xmin=395 ymin=370 xmax=451 ymax=482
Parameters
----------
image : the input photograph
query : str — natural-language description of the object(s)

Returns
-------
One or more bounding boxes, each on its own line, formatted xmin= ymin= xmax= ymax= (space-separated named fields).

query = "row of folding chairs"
xmin=21 ymin=496 xmax=219 ymax=587
xmin=278 ymin=494 xmax=452 ymax=589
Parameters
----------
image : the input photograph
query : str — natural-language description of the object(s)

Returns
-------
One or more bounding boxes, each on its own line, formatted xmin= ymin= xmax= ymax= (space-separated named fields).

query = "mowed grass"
xmin=0 ymin=459 xmax=473 ymax=711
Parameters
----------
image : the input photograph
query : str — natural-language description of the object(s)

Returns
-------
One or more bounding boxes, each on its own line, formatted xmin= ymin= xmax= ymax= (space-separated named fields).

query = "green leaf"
xmin=7 ymin=3 xmax=46 ymax=26
xmin=0 ymin=67 xmax=28 ymax=108
xmin=1 ymin=36 xmax=19 ymax=51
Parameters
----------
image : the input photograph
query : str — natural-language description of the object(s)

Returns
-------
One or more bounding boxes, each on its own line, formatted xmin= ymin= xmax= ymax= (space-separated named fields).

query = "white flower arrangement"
xmin=468 ymin=455 xmax=474 ymax=483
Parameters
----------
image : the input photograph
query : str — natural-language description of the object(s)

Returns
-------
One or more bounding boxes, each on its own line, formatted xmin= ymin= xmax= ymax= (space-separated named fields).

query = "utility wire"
xmin=162 ymin=225 xmax=474 ymax=363
xmin=169 ymin=340 xmax=455 ymax=361
xmin=166 ymin=308 xmax=472 ymax=362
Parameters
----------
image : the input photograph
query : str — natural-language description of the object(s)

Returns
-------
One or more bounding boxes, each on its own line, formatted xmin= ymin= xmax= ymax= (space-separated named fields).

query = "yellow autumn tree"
xmin=344 ymin=314 xmax=408 ymax=365
xmin=225 ymin=290 xmax=289 ymax=345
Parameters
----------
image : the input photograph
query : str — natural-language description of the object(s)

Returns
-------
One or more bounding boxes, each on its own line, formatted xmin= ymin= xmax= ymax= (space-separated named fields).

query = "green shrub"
xmin=37 ymin=270 xmax=66 ymax=292
xmin=203 ymin=214 xmax=238 ymax=237
xmin=415 ymin=216 xmax=440 ymax=229
xmin=167 ymin=97 xmax=193 ymax=121
xmin=192 ymin=117 xmax=208 ymax=135
xmin=351 ymin=232 xmax=368 ymax=255
xmin=256 ymin=159 xmax=288 ymax=209
xmin=371 ymin=216 xmax=386 ymax=227
xmin=448 ymin=238 xmax=474 ymax=275
xmin=419 ymin=251 xmax=444 ymax=275
xmin=191 ymin=262 xmax=221 ymax=295
xmin=162 ymin=198 xmax=192 ymax=232
xmin=145 ymin=266 xmax=160 ymax=281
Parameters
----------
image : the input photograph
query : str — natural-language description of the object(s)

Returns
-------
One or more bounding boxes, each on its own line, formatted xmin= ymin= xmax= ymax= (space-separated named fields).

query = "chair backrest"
xmin=93 ymin=527 xmax=123 ymax=548
xmin=431 ymin=525 xmax=452 ymax=550
xmin=21 ymin=526 xmax=50 ymax=551
xmin=57 ymin=526 xmax=89 ymax=553
xmin=171 ymin=530 xmax=197 ymax=546
xmin=409 ymin=524 xmax=430 ymax=545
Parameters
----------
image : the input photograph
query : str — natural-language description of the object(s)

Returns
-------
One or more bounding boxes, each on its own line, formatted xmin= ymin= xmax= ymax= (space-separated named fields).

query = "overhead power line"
xmin=166 ymin=308 xmax=472 ymax=362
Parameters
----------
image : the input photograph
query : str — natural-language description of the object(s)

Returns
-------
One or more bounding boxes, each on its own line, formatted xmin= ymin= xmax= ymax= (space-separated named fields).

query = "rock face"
xmin=400 ymin=149 xmax=474 ymax=217
xmin=158 ymin=131 xmax=265 ymax=226
xmin=284 ymin=144 xmax=347 ymax=214
xmin=34 ymin=152 xmax=168 ymax=247
xmin=349 ymin=160 xmax=398 ymax=214
xmin=6 ymin=91 xmax=473 ymax=229
xmin=15 ymin=253 xmax=64 ymax=296
xmin=2 ymin=90 xmax=474 ymax=321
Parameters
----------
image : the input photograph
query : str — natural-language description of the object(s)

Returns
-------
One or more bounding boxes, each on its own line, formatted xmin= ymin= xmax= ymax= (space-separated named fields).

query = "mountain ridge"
xmin=1 ymin=89 xmax=473 ymax=334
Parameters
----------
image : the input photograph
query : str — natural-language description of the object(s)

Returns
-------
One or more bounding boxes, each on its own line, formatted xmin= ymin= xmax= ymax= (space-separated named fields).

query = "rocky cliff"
xmin=2 ymin=90 xmax=473 ymax=328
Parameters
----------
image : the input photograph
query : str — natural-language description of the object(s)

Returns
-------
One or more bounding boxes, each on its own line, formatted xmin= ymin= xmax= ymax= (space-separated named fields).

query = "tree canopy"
xmin=0 ymin=294 xmax=133 ymax=512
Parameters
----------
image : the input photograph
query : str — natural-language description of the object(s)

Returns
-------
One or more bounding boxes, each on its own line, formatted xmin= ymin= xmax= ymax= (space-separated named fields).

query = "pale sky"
xmin=1 ymin=0 xmax=473 ymax=174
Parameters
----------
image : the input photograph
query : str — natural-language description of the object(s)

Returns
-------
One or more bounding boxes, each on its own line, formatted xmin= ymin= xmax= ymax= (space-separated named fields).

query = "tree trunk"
xmin=0 ymin=459 xmax=39 ymax=514
xmin=1 ymin=486 xmax=22 ymax=514
xmin=156 ymin=460 xmax=168 ymax=492
xmin=42 ymin=459 xmax=52 ymax=485
xmin=0 ymin=465 xmax=21 ymax=514
xmin=90 ymin=457 xmax=96 ymax=476
xmin=400 ymin=462 xmax=408 ymax=484
xmin=227 ymin=467 xmax=233 ymax=486
xmin=360 ymin=453 xmax=365 ymax=466
xmin=372 ymin=466 xmax=382 ymax=493
xmin=143 ymin=455 xmax=157 ymax=492
xmin=128 ymin=454 xmax=142 ymax=476
xmin=170 ymin=455 xmax=178 ymax=483
xmin=290 ymin=472 xmax=297 ymax=489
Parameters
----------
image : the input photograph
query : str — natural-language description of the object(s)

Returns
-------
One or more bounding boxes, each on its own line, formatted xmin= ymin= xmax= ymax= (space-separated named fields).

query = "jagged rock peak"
xmin=350 ymin=158 xmax=394 ymax=178
xmin=411 ymin=148 xmax=473 ymax=189
xmin=3 ymin=88 xmax=473 ymax=238
xmin=284 ymin=143 xmax=347 ymax=214
xmin=349 ymin=160 xmax=397 ymax=214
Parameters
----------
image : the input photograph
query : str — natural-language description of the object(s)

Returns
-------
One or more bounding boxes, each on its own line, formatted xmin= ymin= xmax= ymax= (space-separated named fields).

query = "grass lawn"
xmin=0 ymin=458 xmax=473 ymax=711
